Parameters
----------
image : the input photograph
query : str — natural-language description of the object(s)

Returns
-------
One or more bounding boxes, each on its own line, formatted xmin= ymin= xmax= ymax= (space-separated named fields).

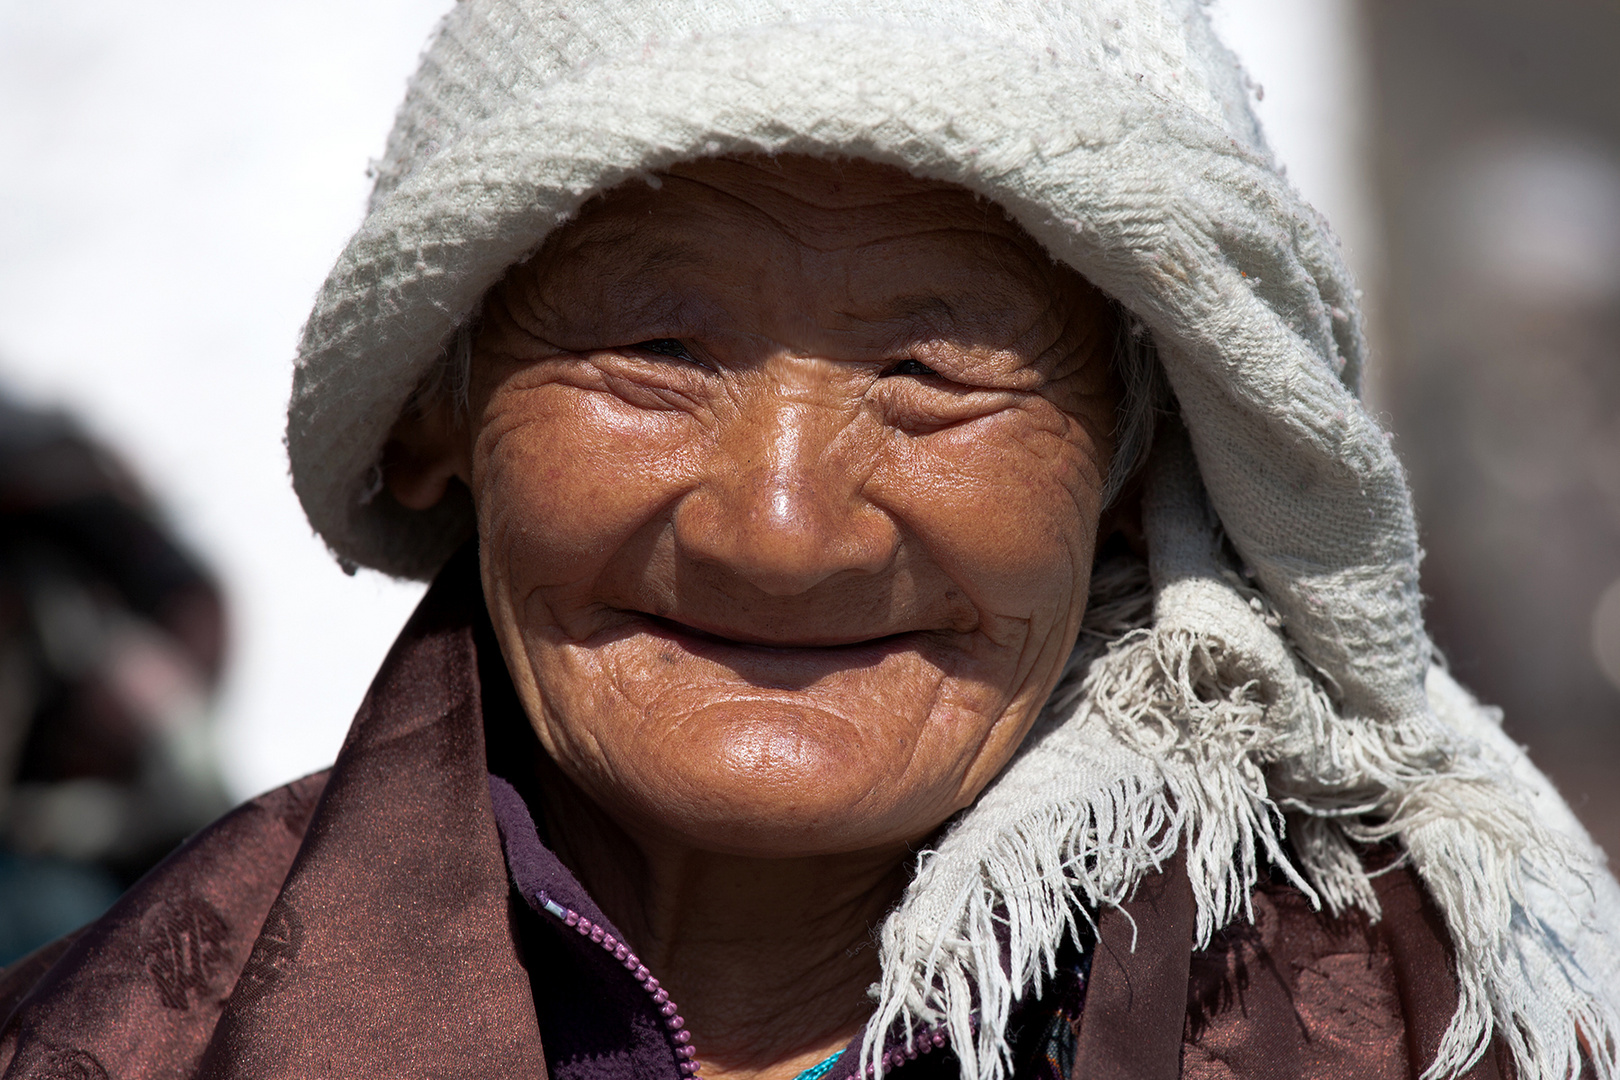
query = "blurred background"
xmin=1362 ymin=0 xmax=1620 ymax=866
xmin=0 ymin=0 xmax=443 ymax=960
xmin=0 ymin=0 xmax=1615 ymax=959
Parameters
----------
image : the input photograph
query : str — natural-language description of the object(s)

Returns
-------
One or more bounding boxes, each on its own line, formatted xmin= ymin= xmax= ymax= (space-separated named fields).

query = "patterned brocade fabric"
xmin=1010 ymin=950 xmax=1094 ymax=1080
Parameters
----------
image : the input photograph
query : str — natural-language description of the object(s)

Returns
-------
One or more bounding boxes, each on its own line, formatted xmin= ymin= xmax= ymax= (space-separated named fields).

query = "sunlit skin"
xmin=386 ymin=155 xmax=1121 ymax=1080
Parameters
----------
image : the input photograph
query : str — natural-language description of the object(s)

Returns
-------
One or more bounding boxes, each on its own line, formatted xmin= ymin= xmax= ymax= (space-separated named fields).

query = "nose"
xmin=673 ymin=398 xmax=899 ymax=597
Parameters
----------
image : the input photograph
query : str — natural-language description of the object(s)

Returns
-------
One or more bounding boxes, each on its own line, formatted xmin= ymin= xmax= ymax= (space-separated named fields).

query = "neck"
xmin=535 ymin=760 xmax=910 ymax=1080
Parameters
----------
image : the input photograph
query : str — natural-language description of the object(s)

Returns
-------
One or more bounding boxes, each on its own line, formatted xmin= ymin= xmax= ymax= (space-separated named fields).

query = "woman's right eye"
xmin=631 ymin=338 xmax=696 ymax=362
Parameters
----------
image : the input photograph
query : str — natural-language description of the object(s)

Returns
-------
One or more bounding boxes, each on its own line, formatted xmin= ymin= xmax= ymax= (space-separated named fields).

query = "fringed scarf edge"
xmin=861 ymin=558 xmax=1620 ymax=1080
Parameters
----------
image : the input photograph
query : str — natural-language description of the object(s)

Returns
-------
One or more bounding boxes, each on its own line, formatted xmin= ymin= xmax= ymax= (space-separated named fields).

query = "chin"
xmin=608 ymin=705 xmax=952 ymax=858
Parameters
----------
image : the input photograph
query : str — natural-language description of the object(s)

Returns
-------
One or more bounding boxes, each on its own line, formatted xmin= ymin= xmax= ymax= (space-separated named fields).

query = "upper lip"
xmin=634 ymin=612 xmax=915 ymax=650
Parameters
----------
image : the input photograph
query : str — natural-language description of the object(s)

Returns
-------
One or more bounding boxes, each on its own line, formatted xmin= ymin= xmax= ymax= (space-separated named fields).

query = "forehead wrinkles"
xmin=502 ymin=156 xmax=1100 ymax=366
xmin=508 ymin=210 xmax=714 ymax=334
xmin=664 ymin=158 xmax=1022 ymax=257
xmin=662 ymin=159 xmax=1094 ymax=359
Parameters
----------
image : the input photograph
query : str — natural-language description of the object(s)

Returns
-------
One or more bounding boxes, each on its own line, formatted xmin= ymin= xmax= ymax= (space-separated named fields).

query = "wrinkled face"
xmin=461 ymin=156 xmax=1119 ymax=857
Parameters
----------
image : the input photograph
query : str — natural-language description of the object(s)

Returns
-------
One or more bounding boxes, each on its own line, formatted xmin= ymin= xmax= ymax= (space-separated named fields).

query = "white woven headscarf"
xmin=286 ymin=1 xmax=1620 ymax=1077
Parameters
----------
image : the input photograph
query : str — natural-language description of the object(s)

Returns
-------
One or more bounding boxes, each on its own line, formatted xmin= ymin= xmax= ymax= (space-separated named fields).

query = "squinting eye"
xmin=633 ymin=338 xmax=696 ymax=361
xmin=882 ymin=358 xmax=939 ymax=378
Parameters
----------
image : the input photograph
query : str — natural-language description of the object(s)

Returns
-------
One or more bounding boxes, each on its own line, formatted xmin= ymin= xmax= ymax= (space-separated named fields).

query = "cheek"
xmin=473 ymin=384 xmax=696 ymax=600
xmin=877 ymin=411 xmax=1105 ymax=622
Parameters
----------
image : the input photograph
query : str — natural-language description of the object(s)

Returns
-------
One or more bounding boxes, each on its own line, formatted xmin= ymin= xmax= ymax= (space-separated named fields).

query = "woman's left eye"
xmin=882 ymin=358 xmax=939 ymax=378
xmin=632 ymin=338 xmax=697 ymax=362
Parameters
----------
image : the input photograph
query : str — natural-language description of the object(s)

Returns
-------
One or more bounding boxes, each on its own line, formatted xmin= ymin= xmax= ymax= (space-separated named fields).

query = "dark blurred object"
xmin=0 ymin=390 xmax=231 ymax=963
xmin=1366 ymin=1 xmax=1620 ymax=857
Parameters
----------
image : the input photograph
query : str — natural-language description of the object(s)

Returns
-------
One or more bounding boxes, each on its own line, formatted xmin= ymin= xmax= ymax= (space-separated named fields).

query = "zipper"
xmin=532 ymin=889 xmax=948 ymax=1079
xmin=534 ymin=889 xmax=701 ymax=1075
xmin=862 ymin=1027 xmax=950 ymax=1076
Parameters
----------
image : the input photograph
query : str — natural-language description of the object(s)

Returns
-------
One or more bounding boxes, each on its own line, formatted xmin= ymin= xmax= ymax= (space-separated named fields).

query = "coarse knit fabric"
xmin=0 ymin=551 xmax=1527 ymax=1079
xmin=276 ymin=0 xmax=1620 ymax=1077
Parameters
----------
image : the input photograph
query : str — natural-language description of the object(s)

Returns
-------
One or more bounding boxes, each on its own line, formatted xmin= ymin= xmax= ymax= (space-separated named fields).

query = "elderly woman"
xmin=3 ymin=1 xmax=1618 ymax=1078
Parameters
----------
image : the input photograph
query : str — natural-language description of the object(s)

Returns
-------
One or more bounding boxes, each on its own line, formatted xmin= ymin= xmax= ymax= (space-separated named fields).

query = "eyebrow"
xmin=836 ymin=293 xmax=960 ymax=329
xmin=880 ymin=294 xmax=958 ymax=322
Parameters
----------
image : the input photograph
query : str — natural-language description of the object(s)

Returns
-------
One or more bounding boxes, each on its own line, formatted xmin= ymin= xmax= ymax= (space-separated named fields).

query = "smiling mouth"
xmin=634 ymin=613 xmax=916 ymax=652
